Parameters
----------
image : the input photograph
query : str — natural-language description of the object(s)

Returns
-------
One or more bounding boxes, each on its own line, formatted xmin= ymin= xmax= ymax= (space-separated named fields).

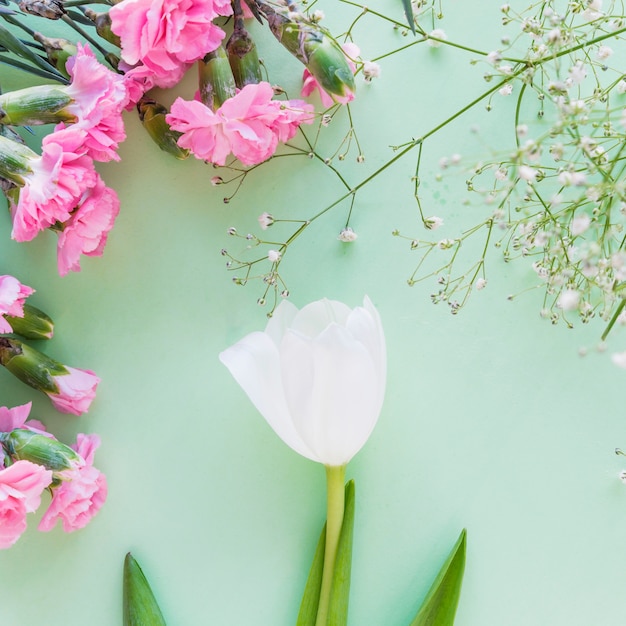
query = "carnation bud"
xmin=0 ymin=429 xmax=80 ymax=472
xmin=18 ymin=0 xmax=65 ymax=19
xmin=124 ymin=553 xmax=167 ymax=626
xmin=84 ymin=9 xmax=122 ymax=47
xmin=0 ymin=85 xmax=74 ymax=126
xmin=226 ymin=26 xmax=262 ymax=88
xmin=33 ymin=33 xmax=78 ymax=77
xmin=137 ymin=98 xmax=189 ymax=160
xmin=198 ymin=47 xmax=237 ymax=111
xmin=4 ymin=304 xmax=54 ymax=340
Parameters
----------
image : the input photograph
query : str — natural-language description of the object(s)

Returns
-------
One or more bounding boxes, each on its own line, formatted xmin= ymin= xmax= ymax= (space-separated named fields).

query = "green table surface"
xmin=1 ymin=2 xmax=626 ymax=624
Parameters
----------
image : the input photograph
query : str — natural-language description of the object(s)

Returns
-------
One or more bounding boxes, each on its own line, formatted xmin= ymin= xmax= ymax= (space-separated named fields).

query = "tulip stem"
xmin=315 ymin=464 xmax=346 ymax=626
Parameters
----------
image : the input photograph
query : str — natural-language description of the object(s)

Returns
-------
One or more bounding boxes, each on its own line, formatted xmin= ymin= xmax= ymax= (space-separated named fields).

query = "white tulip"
xmin=219 ymin=296 xmax=386 ymax=466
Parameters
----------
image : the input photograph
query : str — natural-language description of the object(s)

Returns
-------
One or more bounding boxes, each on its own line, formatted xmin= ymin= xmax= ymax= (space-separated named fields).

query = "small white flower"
xmin=557 ymin=289 xmax=580 ymax=311
xmin=338 ymin=227 xmax=358 ymax=242
xmin=617 ymin=80 xmax=626 ymax=94
xmin=486 ymin=51 xmax=501 ymax=65
xmin=516 ymin=124 xmax=528 ymax=136
xmin=362 ymin=61 xmax=381 ymax=81
xmin=311 ymin=9 xmax=325 ymax=21
xmin=569 ymin=61 xmax=587 ymax=85
xmin=427 ymin=29 xmax=447 ymax=47
xmin=499 ymin=83 xmax=513 ymax=96
xmin=475 ymin=278 xmax=487 ymax=290
xmin=211 ymin=176 xmax=224 ymax=186
xmin=499 ymin=64 xmax=513 ymax=75
xmin=268 ymin=249 xmax=281 ymax=262
xmin=424 ymin=216 xmax=444 ymax=230
xmin=494 ymin=167 xmax=508 ymax=181
xmin=597 ymin=45 xmax=613 ymax=60
xmin=450 ymin=153 xmax=461 ymax=165
xmin=437 ymin=238 xmax=455 ymax=249
xmin=258 ymin=212 xmax=275 ymax=230
xmin=611 ymin=351 xmax=626 ymax=369
xmin=571 ymin=214 xmax=591 ymax=236
xmin=518 ymin=165 xmax=537 ymax=182
xmin=619 ymin=470 xmax=626 ymax=484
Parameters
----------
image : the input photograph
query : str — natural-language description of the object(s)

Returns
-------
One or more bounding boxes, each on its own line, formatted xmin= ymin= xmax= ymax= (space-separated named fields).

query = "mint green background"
xmin=2 ymin=2 xmax=626 ymax=624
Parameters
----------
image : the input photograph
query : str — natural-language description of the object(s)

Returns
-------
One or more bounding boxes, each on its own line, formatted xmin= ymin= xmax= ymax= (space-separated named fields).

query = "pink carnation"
xmin=47 ymin=367 xmax=100 ymax=415
xmin=56 ymin=44 xmax=129 ymax=162
xmin=301 ymin=42 xmax=359 ymax=107
xmin=167 ymin=82 xmax=314 ymax=166
xmin=56 ymin=176 xmax=120 ymax=276
xmin=39 ymin=434 xmax=107 ymax=533
xmin=109 ymin=0 xmax=232 ymax=89
xmin=10 ymin=128 xmax=97 ymax=243
xmin=0 ymin=460 xmax=52 ymax=548
xmin=0 ymin=275 xmax=34 ymax=334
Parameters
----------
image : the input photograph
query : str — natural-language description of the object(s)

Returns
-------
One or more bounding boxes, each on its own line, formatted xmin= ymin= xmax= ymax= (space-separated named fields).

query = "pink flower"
xmin=55 ymin=44 xmax=129 ymax=162
xmin=39 ymin=434 xmax=107 ymax=533
xmin=0 ymin=460 xmax=52 ymax=548
xmin=0 ymin=275 xmax=34 ymax=334
xmin=167 ymin=82 xmax=314 ymax=166
xmin=109 ymin=0 xmax=232 ymax=89
xmin=0 ymin=402 xmax=35 ymax=433
xmin=47 ymin=367 xmax=100 ymax=415
xmin=10 ymin=128 xmax=97 ymax=243
xmin=301 ymin=43 xmax=359 ymax=107
xmin=56 ymin=176 xmax=120 ymax=276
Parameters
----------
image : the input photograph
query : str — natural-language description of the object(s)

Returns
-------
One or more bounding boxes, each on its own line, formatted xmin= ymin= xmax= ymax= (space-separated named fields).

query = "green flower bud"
xmin=84 ymin=9 xmax=122 ymax=48
xmin=18 ymin=0 xmax=65 ymax=20
xmin=0 ymin=337 xmax=66 ymax=395
xmin=198 ymin=47 xmax=236 ymax=111
xmin=33 ymin=33 xmax=78 ymax=78
xmin=0 ymin=134 xmax=38 ymax=186
xmin=0 ymin=429 xmax=80 ymax=472
xmin=227 ymin=26 xmax=262 ymax=89
xmin=137 ymin=98 xmax=189 ymax=160
xmin=260 ymin=4 xmax=355 ymax=102
xmin=5 ymin=304 xmax=54 ymax=340
xmin=0 ymin=85 xmax=75 ymax=126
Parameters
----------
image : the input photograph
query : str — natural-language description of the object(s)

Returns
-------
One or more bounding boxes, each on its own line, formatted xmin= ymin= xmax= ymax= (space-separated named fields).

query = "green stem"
xmin=315 ymin=464 xmax=346 ymax=626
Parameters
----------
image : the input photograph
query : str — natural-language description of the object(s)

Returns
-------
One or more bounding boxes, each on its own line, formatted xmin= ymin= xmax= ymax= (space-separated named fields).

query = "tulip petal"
xmin=219 ymin=331 xmax=319 ymax=461
xmin=290 ymin=299 xmax=352 ymax=338
xmin=264 ymin=299 xmax=299 ymax=347
xmin=280 ymin=324 xmax=380 ymax=465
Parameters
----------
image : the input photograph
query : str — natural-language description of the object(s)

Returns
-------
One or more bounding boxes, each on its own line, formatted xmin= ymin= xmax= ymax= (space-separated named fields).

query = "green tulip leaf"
xmin=296 ymin=520 xmax=326 ymax=626
xmin=123 ymin=552 xmax=167 ymax=626
xmin=296 ymin=480 xmax=356 ymax=626
xmin=408 ymin=529 xmax=467 ymax=626
xmin=401 ymin=0 xmax=416 ymax=34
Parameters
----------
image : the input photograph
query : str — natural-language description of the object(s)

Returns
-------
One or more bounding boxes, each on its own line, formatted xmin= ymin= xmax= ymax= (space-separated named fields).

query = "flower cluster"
xmin=0 ymin=402 xmax=106 ymax=549
xmin=0 ymin=44 xmax=127 ymax=275
xmin=0 ymin=274 xmax=99 ymax=415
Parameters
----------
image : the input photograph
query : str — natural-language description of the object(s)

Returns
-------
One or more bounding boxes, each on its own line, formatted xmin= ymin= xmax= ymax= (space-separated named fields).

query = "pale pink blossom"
xmin=10 ymin=129 xmax=97 ymax=243
xmin=56 ymin=177 xmax=120 ymax=276
xmin=167 ymin=82 xmax=314 ymax=166
xmin=0 ymin=460 xmax=52 ymax=548
xmin=301 ymin=43 xmax=359 ymax=107
xmin=0 ymin=275 xmax=34 ymax=334
xmin=52 ymin=45 xmax=128 ymax=162
xmin=39 ymin=434 xmax=107 ymax=533
xmin=47 ymin=367 xmax=100 ymax=415
xmin=109 ymin=0 xmax=232 ymax=89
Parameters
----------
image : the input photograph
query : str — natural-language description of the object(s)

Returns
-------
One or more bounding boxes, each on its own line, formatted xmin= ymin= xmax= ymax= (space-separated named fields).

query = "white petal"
xmin=264 ymin=300 xmax=299 ymax=347
xmin=219 ymin=332 xmax=319 ymax=461
xmin=280 ymin=323 xmax=380 ymax=465
xmin=290 ymin=298 xmax=352 ymax=338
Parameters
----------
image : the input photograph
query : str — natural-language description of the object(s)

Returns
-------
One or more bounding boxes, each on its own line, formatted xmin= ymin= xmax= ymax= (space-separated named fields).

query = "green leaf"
xmin=408 ymin=529 xmax=467 ymax=626
xmin=327 ymin=480 xmax=355 ymax=626
xmin=123 ymin=553 xmax=167 ymax=626
xmin=296 ymin=480 xmax=356 ymax=626
xmin=296 ymin=520 xmax=326 ymax=626
xmin=401 ymin=0 xmax=416 ymax=35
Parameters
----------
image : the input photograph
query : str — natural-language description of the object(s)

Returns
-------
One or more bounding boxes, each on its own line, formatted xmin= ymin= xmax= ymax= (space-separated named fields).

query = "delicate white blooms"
xmin=486 ymin=51 xmax=501 ymax=65
xmin=338 ymin=227 xmax=358 ymax=242
xmin=611 ymin=351 xmax=626 ymax=369
xmin=619 ymin=470 xmax=626 ymax=484
xmin=424 ymin=216 xmax=444 ymax=230
xmin=583 ymin=0 xmax=603 ymax=20
xmin=499 ymin=84 xmax=513 ymax=96
xmin=362 ymin=61 xmax=381 ymax=81
xmin=557 ymin=289 xmax=580 ymax=311
xmin=311 ymin=9 xmax=325 ymax=22
xmin=558 ymin=170 xmax=587 ymax=186
xmin=475 ymin=278 xmax=487 ymax=290
xmin=596 ymin=45 xmax=613 ymax=60
xmin=568 ymin=61 xmax=587 ymax=85
xmin=437 ymin=238 xmax=455 ymax=249
xmin=494 ymin=167 xmax=508 ymax=181
xmin=518 ymin=165 xmax=537 ymax=182
xmin=267 ymin=249 xmax=281 ymax=262
xmin=219 ymin=297 xmax=386 ymax=466
xmin=258 ymin=212 xmax=275 ymax=230
xmin=427 ymin=29 xmax=447 ymax=47
xmin=571 ymin=214 xmax=591 ymax=236
xmin=617 ymin=80 xmax=626 ymax=94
